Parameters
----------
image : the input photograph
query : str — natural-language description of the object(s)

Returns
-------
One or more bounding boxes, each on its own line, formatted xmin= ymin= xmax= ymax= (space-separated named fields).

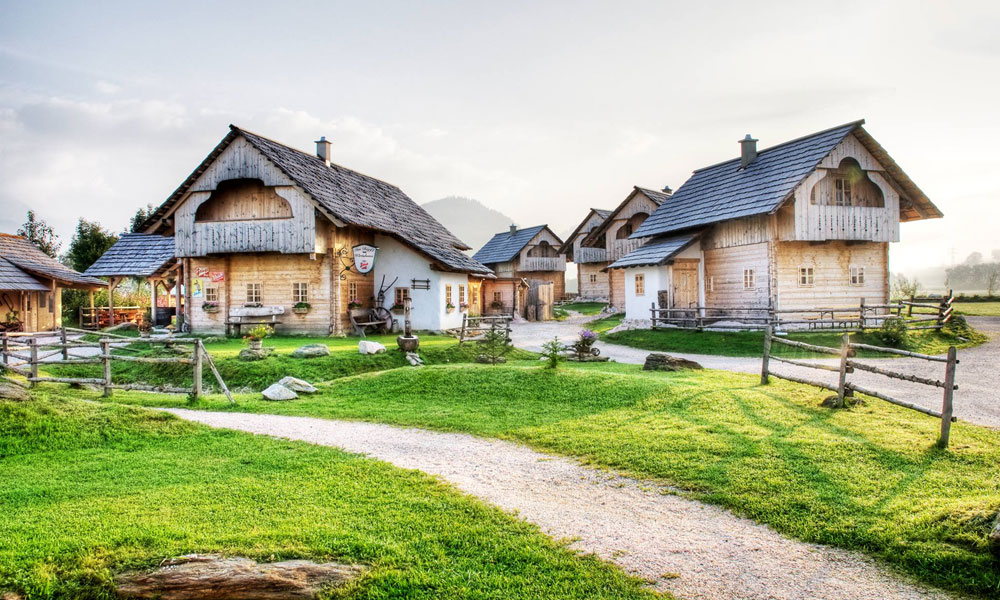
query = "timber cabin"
xmin=577 ymin=187 xmax=672 ymax=309
xmin=473 ymin=225 xmax=567 ymax=317
xmin=95 ymin=126 xmax=494 ymax=335
xmin=0 ymin=234 xmax=103 ymax=332
xmin=610 ymin=120 xmax=942 ymax=322
xmin=559 ymin=208 xmax=612 ymax=301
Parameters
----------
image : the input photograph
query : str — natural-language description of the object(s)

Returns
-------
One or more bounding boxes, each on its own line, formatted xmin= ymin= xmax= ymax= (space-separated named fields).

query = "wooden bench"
xmin=349 ymin=308 xmax=392 ymax=337
xmin=226 ymin=306 xmax=284 ymax=337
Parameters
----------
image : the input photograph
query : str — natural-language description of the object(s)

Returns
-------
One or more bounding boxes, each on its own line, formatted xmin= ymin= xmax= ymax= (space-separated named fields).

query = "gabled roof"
xmin=557 ymin=208 xmax=613 ymax=255
xmin=142 ymin=126 xmax=492 ymax=276
xmin=581 ymin=187 xmax=669 ymax=246
xmin=0 ymin=257 xmax=49 ymax=291
xmin=607 ymin=232 xmax=702 ymax=269
xmin=0 ymin=234 xmax=104 ymax=288
xmin=472 ymin=225 xmax=559 ymax=265
xmin=84 ymin=233 xmax=177 ymax=278
xmin=632 ymin=120 xmax=941 ymax=239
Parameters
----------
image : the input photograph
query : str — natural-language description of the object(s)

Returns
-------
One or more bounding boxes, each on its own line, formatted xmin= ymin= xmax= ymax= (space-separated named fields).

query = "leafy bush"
xmin=876 ymin=317 xmax=910 ymax=348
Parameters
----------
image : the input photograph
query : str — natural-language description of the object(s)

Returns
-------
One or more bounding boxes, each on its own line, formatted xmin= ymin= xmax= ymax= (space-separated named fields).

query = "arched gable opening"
xmin=527 ymin=240 xmax=559 ymax=257
xmin=616 ymin=212 xmax=649 ymax=239
xmin=195 ymin=179 xmax=294 ymax=222
xmin=810 ymin=158 xmax=885 ymax=208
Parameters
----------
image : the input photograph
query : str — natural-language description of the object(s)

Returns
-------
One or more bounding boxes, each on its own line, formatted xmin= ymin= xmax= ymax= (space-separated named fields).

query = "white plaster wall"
xmin=624 ymin=266 xmax=668 ymax=320
xmin=374 ymin=235 xmax=466 ymax=331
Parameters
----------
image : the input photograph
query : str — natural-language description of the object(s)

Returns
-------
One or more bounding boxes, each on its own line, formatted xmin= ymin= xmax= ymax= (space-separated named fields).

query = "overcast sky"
xmin=1 ymin=0 xmax=998 ymax=273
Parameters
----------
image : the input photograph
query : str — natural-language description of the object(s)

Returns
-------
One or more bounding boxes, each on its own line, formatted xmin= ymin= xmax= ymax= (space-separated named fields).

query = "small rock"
xmin=278 ymin=376 xmax=317 ymax=394
xmin=115 ymin=553 xmax=364 ymax=600
xmin=201 ymin=336 xmax=227 ymax=344
xmin=990 ymin=513 xmax=1000 ymax=558
xmin=405 ymin=352 xmax=424 ymax=366
xmin=0 ymin=380 xmax=29 ymax=402
xmin=642 ymin=353 xmax=703 ymax=371
xmin=291 ymin=344 xmax=330 ymax=358
xmin=261 ymin=383 xmax=298 ymax=401
xmin=358 ymin=340 xmax=386 ymax=355
xmin=238 ymin=347 xmax=272 ymax=361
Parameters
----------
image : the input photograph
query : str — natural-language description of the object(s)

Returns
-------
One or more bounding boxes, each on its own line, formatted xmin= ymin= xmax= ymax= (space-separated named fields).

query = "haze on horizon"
xmin=1 ymin=0 xmax=998 ymax=277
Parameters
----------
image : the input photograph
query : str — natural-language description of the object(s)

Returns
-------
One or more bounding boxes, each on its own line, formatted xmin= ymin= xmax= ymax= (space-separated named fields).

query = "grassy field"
xmin=0 ymin=393 xmax=659 ymax=599
xmin=953 ymin=301 xmax=1000 ymax=317
xmin=558 ymin=302 xmax=608 ymax=316
xmin=76 ymin=363 xmax=1000 ymax=596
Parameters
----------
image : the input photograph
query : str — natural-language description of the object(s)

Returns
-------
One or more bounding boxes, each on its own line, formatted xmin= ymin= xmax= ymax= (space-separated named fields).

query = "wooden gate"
xmin=525 ymin=281 xmax=554 ymax=321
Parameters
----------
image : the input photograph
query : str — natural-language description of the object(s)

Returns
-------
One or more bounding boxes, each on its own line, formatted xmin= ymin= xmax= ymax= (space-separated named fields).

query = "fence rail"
xmin=459 ymin=314 xmax=513 ymax=345
xmin=1 ymin=328 xmax=233 ymax=404
xmin=651 ymin=291 xmax=955 ymax=332
xmin=760 ymin=328 xmax=958 ymax=448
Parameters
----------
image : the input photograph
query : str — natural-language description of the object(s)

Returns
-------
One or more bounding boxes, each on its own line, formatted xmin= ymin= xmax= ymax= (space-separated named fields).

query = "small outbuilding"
xmin=473 ymin=225 xmax=566 ymax=319
xmin=83 ymin=233 xmax=179 ymax=328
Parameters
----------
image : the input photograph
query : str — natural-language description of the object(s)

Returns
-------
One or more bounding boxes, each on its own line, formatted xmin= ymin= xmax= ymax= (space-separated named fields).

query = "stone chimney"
xmin=315 ymin=136 xmax=332 ymax=166
xmin=739 ymin=134 xmax=758 ymax=169
xmin=509 ymin=224 xmax=517 ymax=235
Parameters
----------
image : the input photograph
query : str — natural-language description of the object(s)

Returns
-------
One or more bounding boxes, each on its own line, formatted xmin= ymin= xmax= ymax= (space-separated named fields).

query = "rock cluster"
xmin=405 ymin=352 xmax=424 ymax=366
xmin=291 ymin=344 xmax=330 ymax=358
xmin=238 ymin=347 xmax=273 ymax=361
xmin=0 ymin=378 xmax=29 ymax=402
xmin=642 ymin=353 xmax=703 ymax=371
xmin=261 ymin=376 xmax=317 ymax=401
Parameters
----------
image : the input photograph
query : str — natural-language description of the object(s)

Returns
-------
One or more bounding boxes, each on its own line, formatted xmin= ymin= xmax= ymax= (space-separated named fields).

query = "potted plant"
xmin=293 ymin=301 xmax=311 ymax=315
xmin=572 ymin=328 xmax=598 ymax=358
xmin=244 ymin=302 xmax=263 ymax=308
xmin=391 ymin=303 xmax=406 ymax=313
xmin=243 ymin=324 xmax=272 ymax=351
xmin=459 ymin=302 xmax=469 ymax=312
xmin=445 ymin=302 xmax=456 ymax=313
xmin=490 ymin=299 xmax=504 ymax=310
xmin=202 ymin=301 xmax=219 ymax=314
xmin=347 ymin=298 xmax=363 ymax=310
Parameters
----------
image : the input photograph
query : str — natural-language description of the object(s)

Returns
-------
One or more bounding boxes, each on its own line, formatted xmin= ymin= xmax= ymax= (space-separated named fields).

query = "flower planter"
xmin=396 ymin=335 xmax=420 ymax=352
xmin=248 ymin=339 xmax=263 ymax=351
xmin=293 ymin=307 xmax=310 ymax=315
xmin=202 ymin=307 xmax=219 ymax=314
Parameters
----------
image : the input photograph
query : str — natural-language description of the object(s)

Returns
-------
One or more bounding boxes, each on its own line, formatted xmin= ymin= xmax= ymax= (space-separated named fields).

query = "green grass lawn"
xmin=559 ymin=302 xmax=608 ymax=316
xmin=953 ymin=301 xmax=1000 ymax=317
xmin=0 ymin=394 xmax=659 ymax=599
xmin=81 ymin=364 xmax=1000 ymax=596
xmin=587 ymin=313 xmax=624 ymax=334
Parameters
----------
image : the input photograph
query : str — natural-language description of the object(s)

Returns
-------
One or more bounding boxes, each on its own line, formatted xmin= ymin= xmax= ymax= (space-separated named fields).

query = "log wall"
xmin=577 ymin=262 xmax=609 ymax=300
xmin=703 ymin=242 xmax=771 ymax=308
xmin=773 ymin=241 xmax=888 ymax=310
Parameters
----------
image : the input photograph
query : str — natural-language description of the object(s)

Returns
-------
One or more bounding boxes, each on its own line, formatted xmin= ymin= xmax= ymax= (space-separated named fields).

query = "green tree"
xmin=17 ymin=210 xmax=61 ymax=258
xmin=64 ymin=218 xmax=118 ymax=273
xmin=540 ymin=337 xmax=564 ymax=369
xmin=129 ymin=203 xmax=158 ymax=233
xmin=476 ymin=323 xmax=511 ymax=365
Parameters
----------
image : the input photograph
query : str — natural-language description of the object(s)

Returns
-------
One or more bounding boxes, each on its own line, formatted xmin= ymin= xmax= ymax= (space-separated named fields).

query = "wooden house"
xmin=610 ymin=120 xmax=942 ymax=321
xmin=99 ymin=126 xmax=493 ymax=335
xmin=0 ymin=234 xmax=104 ymax=332
xmin=578 ymin=187 xmax=671 ymax=309
xmin=559 ymin=208 xmax=612 ymax=301
xmin=473 ymin=225 xmax=567 ymax=317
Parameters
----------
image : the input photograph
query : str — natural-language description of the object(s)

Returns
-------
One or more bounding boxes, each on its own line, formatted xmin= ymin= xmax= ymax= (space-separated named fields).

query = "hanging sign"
xmin=352 ymin=244 xmax=377 ymax=274
xmin=195 ymin=266 xmax=210 ymax=277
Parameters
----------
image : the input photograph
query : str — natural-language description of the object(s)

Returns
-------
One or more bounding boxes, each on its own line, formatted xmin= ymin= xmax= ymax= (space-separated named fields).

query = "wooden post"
xmin=149 ymin=278 xmax=157 ymax=328
xmin=60 ymin=327 xmax=68 ymax=361
xmin=836 ymin=332 xmax=850 ymax=408
xmin=29 ymin=337 xmax=38 ymax=388
xmin=907 ymin=294 xmax=914 ymax=318
xmin=650 ymin=302 xmax=656 ymax=327
xmin=760 ymin=326 xmax=772 ymax=385
xmin=938 ymin=346 xmax=957 ymax=448
xmin=107 ymin=278 xmax=117 ymax=327
xmin=192 ymin=339 xmax=203 ymax=399
xmin=1 ymin=332 xmax=7 ymax=365
xmin=459 ymin=313 xmax=467 ymax=345
xmin=174 ymin=263 xmax=182 ymax=331
xmin=101 ymin=340 xmax=111 ymax=397
xmin=859 ymin=297 xmax=866 ymax=331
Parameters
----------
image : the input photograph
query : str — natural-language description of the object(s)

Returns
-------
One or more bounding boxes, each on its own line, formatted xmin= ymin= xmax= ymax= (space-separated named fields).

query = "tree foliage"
xmin=890 ymin=274 xmax=921 ymax=299
xmin=129 ymin=203 xmax=158 ymax=233
xmin=64 ymin=218 xmax=118 ymax=273
xmin=17 ymin=210 xmax=61 ymax=258
xmin=476 ymin=324 xmax=511 ymax=365
xmin=945 ymin=261 xmax=1000 ymax=292
xmin=539 ymin=337 xmax=564 ymax=369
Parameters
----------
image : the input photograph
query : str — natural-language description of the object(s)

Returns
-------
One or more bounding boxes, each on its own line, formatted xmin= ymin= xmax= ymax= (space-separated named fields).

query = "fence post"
xmin=29 ymin=337 xmax=38 ymax=388
xmin=938 ymin=346 xmax=957 ymax=449
xmin=907 ymin=294 xmax=914 ymax=317
xmin=836 ymin=332 xmax=850 ymax=408
xmin=459 ymin=313 xmax=467 ymax=346
xmin=1 ymin=332 xmax=7 ymax=365
xmin=101 ymin=340 xmax=112 ymax=398
xmin=760 ymin=326 xmax=772 ymax=385
xmin=192 ymin=340 xmax=203 ymax=399
xmin=60 ymin=327 xmax=68 ymax=361
xmin=650 ymin=302 xmax=657 ymax=328
xmin=859 ymin=297 xmax=866 ymax=330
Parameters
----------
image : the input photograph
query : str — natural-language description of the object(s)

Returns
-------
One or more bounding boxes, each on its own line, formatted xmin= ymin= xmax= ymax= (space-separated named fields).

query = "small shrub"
xmin=477 ymin=326 xmax=510 ymax=365
xmin=293 ymin=301 xmax=311 ymax=310
xmin=539 ymin=337 xmax=564 ymax=369
xmin=876 ymin=317 xmax=910 ymax=348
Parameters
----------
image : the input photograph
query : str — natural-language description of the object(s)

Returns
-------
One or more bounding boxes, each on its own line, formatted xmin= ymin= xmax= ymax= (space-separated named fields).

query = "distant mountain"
xmin=422 ymin=196 xmax=516 ymax=253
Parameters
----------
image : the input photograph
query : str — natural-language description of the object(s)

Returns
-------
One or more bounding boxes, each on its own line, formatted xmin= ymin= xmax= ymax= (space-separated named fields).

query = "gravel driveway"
xmin=161 ymin=408 xmax=959 ymax=600
xmin=510 ymin=315 xmax=1000 ymax=428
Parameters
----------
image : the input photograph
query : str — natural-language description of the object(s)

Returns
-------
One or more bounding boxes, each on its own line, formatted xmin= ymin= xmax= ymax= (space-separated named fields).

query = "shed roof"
xmin=83 ymin=233 xmax=177 ymax=277
xmin=472 ymin=225 xmax=552 ymax=265
xmin=142 ymin=126 xmax=492 ymax=276
xmin=0 ymin=257 xmax=49 ymax=291
xmin=0 ymin=234 xmax=104 ymax=288
xmin=632 ymin=120 xmax=941 ymax=239
xmin=607 ymin=232 xmax=702 ymax=269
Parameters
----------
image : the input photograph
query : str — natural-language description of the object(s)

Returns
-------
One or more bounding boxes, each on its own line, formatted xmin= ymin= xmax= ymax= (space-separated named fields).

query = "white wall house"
xmin=375 ymin=235 xmax=469 ymax=331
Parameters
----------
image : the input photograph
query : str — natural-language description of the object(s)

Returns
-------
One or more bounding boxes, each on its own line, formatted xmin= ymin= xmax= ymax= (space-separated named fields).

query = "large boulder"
xmin=278 ymin=376 xmax=317 ymax=394
xmin=0 ymin=379 xmax=29 ymax=402
xmin=261 ymin=383 xmax=298 ymax=401
xmin=238 ymin=347 xmax=272 ymax=361
xmin=358 ymin=340 xmax=386 ymax=355
xmin=115 ymin=553 xmax=365 ymax=599
xmin=291 ymin=344 xmax=330 ymax=359
xmin=642 ymin=353 xmax=703 ymax=371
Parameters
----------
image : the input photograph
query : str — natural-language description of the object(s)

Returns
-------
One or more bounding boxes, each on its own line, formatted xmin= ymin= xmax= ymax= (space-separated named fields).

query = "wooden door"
xmin=672 ymin=261 xmax=699 ymax=308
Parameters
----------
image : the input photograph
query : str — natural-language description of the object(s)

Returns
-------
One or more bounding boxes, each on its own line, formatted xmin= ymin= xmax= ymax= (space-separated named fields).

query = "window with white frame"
xmin=635 ymin=274 xmax=645 ymax=296
xmin=246 ymin=283 xmax=262 ymax=304
xmin=850 ymin=266 xmax=865 ymax=286
xmin=743 ymin=269 xmax=755 ymax=289
xmin=835 ymin=178 xmax=853 ymax=206
xmin=798 ymin=267 xmax=814 ymax=286
xmin=205 ymin=287 xmax=219 ymax=302
xmin=292 ymin=282 xmax=308 ymax=303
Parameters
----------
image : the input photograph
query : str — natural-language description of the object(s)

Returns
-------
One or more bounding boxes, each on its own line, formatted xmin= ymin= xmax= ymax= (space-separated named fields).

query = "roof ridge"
xmin=691 ymin=119 xmax=864 ymax=173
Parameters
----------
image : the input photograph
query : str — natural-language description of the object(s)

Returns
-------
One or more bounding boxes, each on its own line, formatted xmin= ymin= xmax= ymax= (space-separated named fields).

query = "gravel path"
xmin=160 ymin=408 xmax=959 ymax=600
xmin=510 ymin=315 xmax=1000 ymax=428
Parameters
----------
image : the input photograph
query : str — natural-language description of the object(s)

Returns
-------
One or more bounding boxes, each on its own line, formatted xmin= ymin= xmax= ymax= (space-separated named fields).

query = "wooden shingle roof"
xmin=142 ymin=126 xmax=493 ymax=276
xmin=0 ymin=234 xmax=104 ymax=288
xmin=83 ymin=233 xmax=176 ymax=278
xmin=472 ymin=225 xmax=552 ymax=265
xmin=606 ymin=232 xmax=701 ymax=269
xmin=0 ymin=257 xmax=49 ymax=291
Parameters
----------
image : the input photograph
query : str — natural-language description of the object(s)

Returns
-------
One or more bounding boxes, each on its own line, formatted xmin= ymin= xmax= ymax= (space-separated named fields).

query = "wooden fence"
xmin=459 ymin=314 xmax=512 ymax=345
xmin=651 ymin=291 xmax=954 ymax=332
xmin=760 ymin=328 xmax=958 ymax=448
xmin=1 ymin=328 xmax=232 ymax=403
